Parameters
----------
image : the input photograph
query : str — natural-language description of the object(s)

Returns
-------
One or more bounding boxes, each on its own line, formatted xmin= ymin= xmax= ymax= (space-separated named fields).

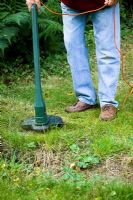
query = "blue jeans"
xmin=61 ymin=2 xmax=120 ymax=107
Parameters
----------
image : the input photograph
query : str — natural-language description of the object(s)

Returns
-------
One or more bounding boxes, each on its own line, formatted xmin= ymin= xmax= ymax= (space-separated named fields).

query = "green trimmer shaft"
xmin=22 ymin=4 xmax=63 ymax=131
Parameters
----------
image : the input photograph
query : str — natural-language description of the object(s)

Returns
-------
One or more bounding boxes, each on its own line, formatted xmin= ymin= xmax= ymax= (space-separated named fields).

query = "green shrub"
xmin=0 ymin=0 xmax=63 ymax=57
xmin=0 ymin=0 xmax=30 ymax=56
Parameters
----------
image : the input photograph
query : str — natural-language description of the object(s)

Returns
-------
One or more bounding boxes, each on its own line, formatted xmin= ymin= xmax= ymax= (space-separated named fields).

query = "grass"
xmin=0 ymin=76 xmax=133 ymax=153
xmin=0 ymin=37 xmax=133 ymax=199
xmin=0 ymin=74 xmax=133 ymax=199
xmin=0 ymin=172 xmax=133 ymax=200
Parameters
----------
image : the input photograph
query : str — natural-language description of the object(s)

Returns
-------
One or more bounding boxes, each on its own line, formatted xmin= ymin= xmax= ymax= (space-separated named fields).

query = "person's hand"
xmin=26 ymin=0 xmax=41 ymax=11
xmin=104 ymin=0 xmax=118 ymax=6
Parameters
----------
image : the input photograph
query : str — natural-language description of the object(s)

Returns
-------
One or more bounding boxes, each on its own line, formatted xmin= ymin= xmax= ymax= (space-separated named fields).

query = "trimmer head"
xmin=22 ymin=115 xmax=63 ymax=132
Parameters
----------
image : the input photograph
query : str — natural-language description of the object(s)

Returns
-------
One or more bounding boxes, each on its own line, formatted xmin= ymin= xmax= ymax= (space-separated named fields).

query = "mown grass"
xmin=0 ymin=76 xmax=133 ymax=153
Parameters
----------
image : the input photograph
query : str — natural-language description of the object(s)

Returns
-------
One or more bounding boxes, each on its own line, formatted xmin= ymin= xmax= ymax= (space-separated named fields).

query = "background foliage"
xmin=0 ymin=0 xmax=62 ymax=56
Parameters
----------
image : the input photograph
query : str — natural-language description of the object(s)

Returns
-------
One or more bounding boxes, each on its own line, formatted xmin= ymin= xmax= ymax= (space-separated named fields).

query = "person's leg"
xmin=61 ymin=2 xmax=97 ymax=105
xmin=91 ymin=3 xmax=120 ymax=108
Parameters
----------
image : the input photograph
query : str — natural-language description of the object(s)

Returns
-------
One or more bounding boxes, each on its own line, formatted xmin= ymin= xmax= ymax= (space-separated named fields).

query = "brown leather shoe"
xmin=99 ymin=104 xmax=117 ymax=121
xmin=65 ymin=101 xmax=98 ymax=113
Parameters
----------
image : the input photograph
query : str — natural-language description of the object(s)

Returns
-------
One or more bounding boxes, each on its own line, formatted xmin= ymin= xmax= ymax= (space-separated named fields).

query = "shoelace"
xmin=102 ymin=106 xmax=115 ymax=114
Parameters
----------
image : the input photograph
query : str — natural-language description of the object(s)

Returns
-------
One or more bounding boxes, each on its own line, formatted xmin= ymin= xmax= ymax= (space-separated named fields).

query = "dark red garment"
xmin=61 ymin=0 xmax=105 ymax=11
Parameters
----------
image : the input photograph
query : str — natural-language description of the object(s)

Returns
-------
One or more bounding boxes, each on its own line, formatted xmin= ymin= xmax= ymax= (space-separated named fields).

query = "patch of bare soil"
xmin=85 ymin=153 xmax=133 ymax=183
xmin=34 ymin=148 xmax=68 ymax=178
xmin=34 ymin=149 xmax=133 ymax=182
xmin=1 ymin=138 xmax=132 ymax=182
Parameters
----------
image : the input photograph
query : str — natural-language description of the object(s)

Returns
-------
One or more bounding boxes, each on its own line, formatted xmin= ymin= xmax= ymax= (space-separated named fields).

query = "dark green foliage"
xmin=0 ymin=0 xmax=64 ymax=81
xmin=120 ymin=1 xmax=133 ymax=26
xmin=0 ymin=0 xmax=63 ymax=57
xmin=0 ymin=0 xmax=30 ymax=55
xmin=38 ymin=0 xmax=63 ymax=54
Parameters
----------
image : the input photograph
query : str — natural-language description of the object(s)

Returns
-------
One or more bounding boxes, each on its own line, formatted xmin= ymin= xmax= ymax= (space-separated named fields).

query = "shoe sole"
xmin=99 ymin=114 xmax=117 ymax=121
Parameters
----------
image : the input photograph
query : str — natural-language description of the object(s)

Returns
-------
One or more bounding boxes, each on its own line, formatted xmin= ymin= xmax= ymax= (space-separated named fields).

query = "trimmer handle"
xmin=31 ymin=3 xmax=37 ymax=11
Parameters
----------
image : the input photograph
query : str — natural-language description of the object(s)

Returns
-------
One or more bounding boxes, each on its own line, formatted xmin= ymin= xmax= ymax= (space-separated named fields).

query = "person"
xmin=26 ymin=0 xmax=120 ymax=121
